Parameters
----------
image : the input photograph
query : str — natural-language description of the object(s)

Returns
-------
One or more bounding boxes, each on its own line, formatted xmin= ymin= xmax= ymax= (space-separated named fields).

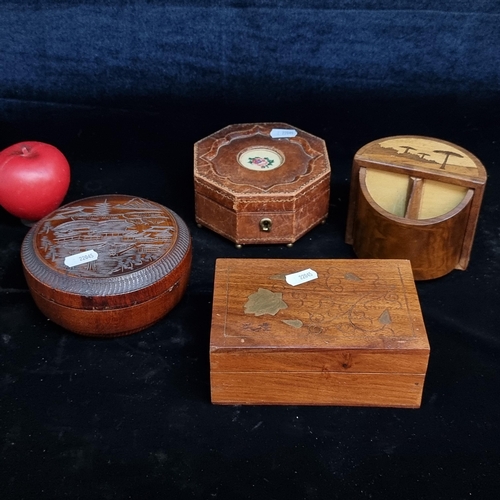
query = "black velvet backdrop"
xmin=1 ymin=2 xmax=499 ymax=499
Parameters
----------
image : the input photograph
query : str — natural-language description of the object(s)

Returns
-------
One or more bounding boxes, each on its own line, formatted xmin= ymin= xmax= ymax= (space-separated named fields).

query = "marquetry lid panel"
xmin=355 ymin=136 xmax=486 ymax=184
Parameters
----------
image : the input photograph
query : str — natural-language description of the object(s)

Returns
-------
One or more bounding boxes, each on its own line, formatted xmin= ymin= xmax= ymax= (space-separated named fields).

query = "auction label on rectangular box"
xmin=285 ymin=268 xmax=318 ymax=286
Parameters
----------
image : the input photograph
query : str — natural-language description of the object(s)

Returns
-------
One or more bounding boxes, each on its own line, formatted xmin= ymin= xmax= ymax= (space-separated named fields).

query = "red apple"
xmin=0 ymin=141 xmax=71 ymax=221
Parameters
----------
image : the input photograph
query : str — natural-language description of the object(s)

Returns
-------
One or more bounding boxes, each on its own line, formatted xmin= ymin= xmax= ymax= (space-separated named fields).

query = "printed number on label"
xmin=285 ymin=268 xmax=318 ymax=286
xmin=270 ymin=128 xmax=298 ymax=139
xmin=64 ymin=250 xmax=98 ymax=268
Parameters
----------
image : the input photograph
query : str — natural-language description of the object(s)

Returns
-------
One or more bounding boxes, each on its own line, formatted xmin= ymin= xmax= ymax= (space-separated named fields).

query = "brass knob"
xmin=259 ymin=217 xmax=272 ymax=232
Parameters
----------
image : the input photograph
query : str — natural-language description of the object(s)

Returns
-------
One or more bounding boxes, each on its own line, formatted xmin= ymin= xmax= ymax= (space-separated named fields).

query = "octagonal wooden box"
xmin=21 ymin=195 xmax=192 ymax=337
xmin=194 ymin=123 xmax=331 ymax=246
xmin=210 ymin=258 xmax=430 ymax=407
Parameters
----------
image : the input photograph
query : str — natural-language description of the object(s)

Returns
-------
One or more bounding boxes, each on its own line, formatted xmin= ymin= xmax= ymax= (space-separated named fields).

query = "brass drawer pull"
xmin=259 ymin=218 xmax=272 ymax=232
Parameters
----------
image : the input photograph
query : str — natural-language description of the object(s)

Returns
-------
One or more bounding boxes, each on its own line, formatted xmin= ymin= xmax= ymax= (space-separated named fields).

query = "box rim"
xmin=21 ymin=195 xmax=192 ymax=308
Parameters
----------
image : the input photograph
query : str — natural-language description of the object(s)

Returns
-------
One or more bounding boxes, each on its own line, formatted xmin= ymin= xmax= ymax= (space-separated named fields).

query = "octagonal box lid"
xmin=194 ymin=123 xmax=331 ymax=245
xmin=21 ymin=195 xmax=192 ymax=337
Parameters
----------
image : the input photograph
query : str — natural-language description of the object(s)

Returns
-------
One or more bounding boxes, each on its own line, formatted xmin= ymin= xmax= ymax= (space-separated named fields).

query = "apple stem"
xmin=21 ymin=146 xmax=30 ymax=155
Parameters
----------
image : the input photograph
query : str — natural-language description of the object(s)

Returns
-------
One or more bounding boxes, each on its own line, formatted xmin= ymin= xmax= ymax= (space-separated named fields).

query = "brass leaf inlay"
xmin=269 ymin=273 xmax=287 ymax=281
xmin=345 ymin=272 xmax=362 ymax=281
xmin=378 ymin=309 xmax=392 ymax=325
xmin=282 ymin=319 xmax=303 ymax=329
xmin=244 ymin=288 xmax=288 ymax=316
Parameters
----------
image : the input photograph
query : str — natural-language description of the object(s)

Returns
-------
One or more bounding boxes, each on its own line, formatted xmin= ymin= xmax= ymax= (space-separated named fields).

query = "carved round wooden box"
xmin=346 ymin=136 xmax=487 ymax=280
xmin=21 ymin=195 xmax=192 ymax=337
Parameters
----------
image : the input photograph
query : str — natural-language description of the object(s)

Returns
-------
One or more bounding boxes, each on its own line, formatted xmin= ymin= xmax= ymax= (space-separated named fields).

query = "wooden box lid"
xmin=21 ymin=195 xmax=192 ymax=337
xmin=194 ymin=122 xmax=330 ymax=203
xmin=210 ymin=258 xmax=430 ymax=407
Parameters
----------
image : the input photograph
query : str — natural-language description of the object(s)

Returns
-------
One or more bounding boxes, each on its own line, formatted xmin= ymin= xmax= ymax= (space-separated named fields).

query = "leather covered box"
xmin=194 ymin=122 xmax=331 ymax=246
xmin=21 ymin=195 xmax=192 ymax=337
xmin=210 ymin=258 xmax=430 ymax=407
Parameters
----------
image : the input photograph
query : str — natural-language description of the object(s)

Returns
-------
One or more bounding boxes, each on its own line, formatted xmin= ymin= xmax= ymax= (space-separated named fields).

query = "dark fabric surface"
xmin=1 ymin=2 xmax=500 ymax=499
xmin=1 ymin=1 xmax=499 ymax=109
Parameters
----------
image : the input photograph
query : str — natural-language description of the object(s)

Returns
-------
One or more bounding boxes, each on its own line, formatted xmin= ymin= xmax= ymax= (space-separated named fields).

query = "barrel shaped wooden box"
xmin=21 ymin=195 xmax=192 ymax=337
xmin=346 ymin=136 xmax=487 ymax=280
xmin=194 ymin=123 xmax=331 ymax=246
xmin=210 ymin=258 xmax=430 ymax=407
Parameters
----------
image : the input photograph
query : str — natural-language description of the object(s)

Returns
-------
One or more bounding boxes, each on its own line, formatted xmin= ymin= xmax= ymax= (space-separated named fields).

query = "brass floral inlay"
xmin=282 ymin=319 xmax=303 ymax=328
xmin=244 ymin=288 xmax=288 ymax=316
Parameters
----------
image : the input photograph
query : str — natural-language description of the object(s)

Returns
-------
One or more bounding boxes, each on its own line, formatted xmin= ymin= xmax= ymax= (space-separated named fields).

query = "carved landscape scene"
xmin=36 ymin=198 xmax=175 ymax=277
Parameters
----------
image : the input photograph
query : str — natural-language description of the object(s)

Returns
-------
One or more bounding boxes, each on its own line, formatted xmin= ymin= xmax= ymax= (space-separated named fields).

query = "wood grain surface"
xmin=21 ymin=195 xmax=192 ymax=336
xmin=345 ymin=136 xmax=486 ymax=279
xmin=210 ymin=258 xmax=429 ymax=407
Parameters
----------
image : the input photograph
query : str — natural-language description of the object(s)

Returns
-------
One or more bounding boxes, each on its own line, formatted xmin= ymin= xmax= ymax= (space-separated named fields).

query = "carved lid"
xmin=194 ymin=122 xmax=330 ymax=198
xmin=21 ymin=195 xmax=191 ymax=308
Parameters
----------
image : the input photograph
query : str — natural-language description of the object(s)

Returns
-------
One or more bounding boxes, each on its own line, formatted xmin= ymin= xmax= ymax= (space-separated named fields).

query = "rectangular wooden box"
xmin=210 ymin=258 xmax=430 ymax=407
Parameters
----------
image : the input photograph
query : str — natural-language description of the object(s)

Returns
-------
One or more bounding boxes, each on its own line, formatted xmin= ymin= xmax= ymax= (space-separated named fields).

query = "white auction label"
xmin=64 ymin=250 xmax=98 ymax=268
xmin=285 ymin=268 xmax=318 ymax=286
xmin=270 ymin=128 xmax=297 ymax=139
